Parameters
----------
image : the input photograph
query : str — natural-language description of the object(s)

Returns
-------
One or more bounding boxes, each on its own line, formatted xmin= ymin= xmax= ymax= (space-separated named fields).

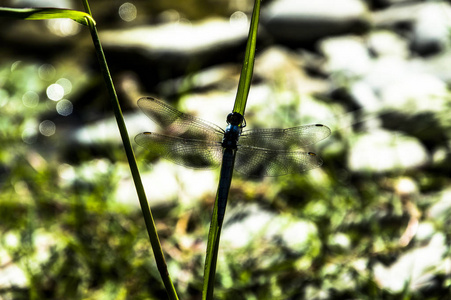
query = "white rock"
xmin=101 ymin=18 xmax=249 ymax=56
xmin=115 ymin=160 xmax=217 ymax=209
xmin=368 ymin=30 xmax=410 ymax=58
xmin=348 ymin=130 xmax=429 ymax=172
xmin=412 ymin=2 xmax=451 ymax=54
xmin=319 ymin=36 xmax=372 ymax=76
xmin=349 ymin=81 xmax=381 ymax=112
xmin=221 ymin=203 xmax=317 ymax=250
xmin=428 ymin=188 xmax=451 ymax=220
xmin=374 ymin=233 xmax=447 ymax=292
xmin=379 ymin=73 xmax=448 ymax=113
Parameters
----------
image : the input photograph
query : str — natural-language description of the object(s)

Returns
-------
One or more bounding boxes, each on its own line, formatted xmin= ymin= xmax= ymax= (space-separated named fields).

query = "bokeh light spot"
xmin=157 ymin=9 xmax=180 ymax=23
xmin=22 ymin=91 xmax=39 ymax=108
xmin=5 ymin=232 xmax=19 ymax=248
xmin=0 ymin=89 xmax=9 ymax=108
xmin=11 ymin=60 xmax=22 ymax=72
xmin=229 ymin=11 xmax=248 ymax=29
xmin=46 ymin=84 xmax=64 ymax=101
xmin=58 ymin=163 xmax=76 ymax=182
xmin=47 ymin=19 xmax=81 ymax=37
xmin=38 ymin=64 xmax=56 ymax=81
xmin=22 ymin=128 xmax=38 ymax=144
xmin=119 ymin=2 xmax=137 ymax=22
xmin=56 ymin=78 xmax=73 ymax=95
xmin=39 ymin=120 xmax=56 ymax=136
xmin=56 ymin=99 xmax=73 ymax=116
xmin=395 ymin=177 xmax=417 ymax=196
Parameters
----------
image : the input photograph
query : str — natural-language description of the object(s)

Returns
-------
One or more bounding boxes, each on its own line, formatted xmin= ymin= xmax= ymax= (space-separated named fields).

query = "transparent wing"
xmin=239 ymin=124 xmax=330 ymax=150
xmin=135 ymin=132 xmax=223 ymax=169
xmin=137 ymin=96 xmax=224 ymax=141
xmin=235 ymin=145 xmax=323 ymax=177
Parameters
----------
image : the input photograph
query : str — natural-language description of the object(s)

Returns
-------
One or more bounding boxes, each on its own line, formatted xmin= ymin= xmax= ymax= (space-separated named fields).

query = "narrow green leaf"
xmin=0 ymin=7 xmax=95 ymax=26
xmin=202 ymin=1 xmax=261 ymax=299
xmin=202 ymin=148 xmax=236 ymax=300
xmin=203 ymin=193 xmax=222 ymax=300
xmin=81 ymin=5 xmax=178 ymax=299
xmin=233 ymin=0 xmax=261 ymax=117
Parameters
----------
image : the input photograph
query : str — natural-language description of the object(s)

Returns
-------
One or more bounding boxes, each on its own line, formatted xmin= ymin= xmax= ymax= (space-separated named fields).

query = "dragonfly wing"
xmin=138 ymin=97 xmax=224 ymax=141
xmin=239 ymin=124 xmax=330 ymax=150
xmin=135 ymin=132 xmax=223 ymax=169
xmin=235 ymin=146 xmax=323 ymax=177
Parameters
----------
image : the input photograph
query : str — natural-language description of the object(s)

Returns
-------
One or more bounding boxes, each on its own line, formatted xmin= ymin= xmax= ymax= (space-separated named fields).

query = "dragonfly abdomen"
xmin=217 ymin=148 xmax=235 ymax=222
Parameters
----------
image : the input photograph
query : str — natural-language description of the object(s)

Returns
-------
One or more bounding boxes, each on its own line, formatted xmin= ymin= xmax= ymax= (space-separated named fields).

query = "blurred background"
xmin=1 ymin=0 xmax=451 ymax=299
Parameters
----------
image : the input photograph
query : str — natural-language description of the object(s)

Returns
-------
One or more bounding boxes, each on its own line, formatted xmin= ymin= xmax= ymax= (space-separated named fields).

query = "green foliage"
xmin=0 ymin=61 xmax=166 ymax=299
xmin=0 ymin=7 xmax=95 ymax=26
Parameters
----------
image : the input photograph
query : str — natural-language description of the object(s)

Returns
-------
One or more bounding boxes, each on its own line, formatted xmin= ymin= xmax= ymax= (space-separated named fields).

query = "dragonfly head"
xmin=226 ymin=112 xmax=245 ymax=128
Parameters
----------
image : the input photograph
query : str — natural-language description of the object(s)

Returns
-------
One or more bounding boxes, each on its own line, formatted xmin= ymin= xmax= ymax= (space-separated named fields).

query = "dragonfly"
xmin=135 ymin=97 xmax=331 ymax=221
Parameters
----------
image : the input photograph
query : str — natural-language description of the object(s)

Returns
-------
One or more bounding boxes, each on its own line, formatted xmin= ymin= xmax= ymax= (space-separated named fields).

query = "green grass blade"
xmin=202 ymin=192 xmax=222 ymax=300
xmin=202 ymin=150 xmax=236 ymax=299
xmin=0 ymin=7 xmax=95 ymax=26
xmin=81 ymin=7 xmax=179 ymax=300
xmin=202 ymin=1 xmax=261 ymax=299
xmin=233 ymin=0 xmax=261 ymax=117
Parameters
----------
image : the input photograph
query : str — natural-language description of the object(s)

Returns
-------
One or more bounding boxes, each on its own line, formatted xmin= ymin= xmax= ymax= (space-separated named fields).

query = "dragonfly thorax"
xmin=222 ymin=124 xmax=240 ymax=149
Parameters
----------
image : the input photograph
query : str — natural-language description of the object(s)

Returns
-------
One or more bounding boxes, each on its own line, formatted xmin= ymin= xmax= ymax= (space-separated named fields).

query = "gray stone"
xmin=428 ymin=188 xmax=451 ymax=220
xmin=378 ymin=73 xmax=448 ymax=113
xmin=373 ymin=1 xmax=451 ymax=55
xmin=419 ymin=50 xmax=451 ymax=82
xmin=319 ymin=35 xmax=372 ymax=76
xmin=254 ymin=46 xmax=330 ymax=95
xmin=411 ymin=2 xmax=451 ymax=55
xmin=101 ymin=17 xmax=248 ymax=59
xmin=374 ymin=233 xmax=446 ymax=292
xmin=99 ymin=18 xmax=249 ymax=82
xmin=367 ymin=30 xmax=409 ymax=58
xmin=261 ymin=0 xmax=370 ymax=43
xmin=348 ymin=130 xmax=428 ymax=172
xmin=372 ymin=2 xmax=426 ymax=28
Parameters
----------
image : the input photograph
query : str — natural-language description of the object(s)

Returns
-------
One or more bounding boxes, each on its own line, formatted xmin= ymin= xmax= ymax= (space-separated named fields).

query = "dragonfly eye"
xmin=226 ymin=112 xmax=244 ymax=126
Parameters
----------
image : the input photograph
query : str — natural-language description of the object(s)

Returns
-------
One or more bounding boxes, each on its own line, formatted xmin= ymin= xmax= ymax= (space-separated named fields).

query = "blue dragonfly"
xmin=135 ymin=97 xmax=331 ymax=220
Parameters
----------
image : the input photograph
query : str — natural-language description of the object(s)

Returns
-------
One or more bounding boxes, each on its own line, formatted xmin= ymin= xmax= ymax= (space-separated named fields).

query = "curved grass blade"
xmin=0 ymin=7 xmax=95 ymax=26
xmin=80 ymin=2 xmax=179 ymax=299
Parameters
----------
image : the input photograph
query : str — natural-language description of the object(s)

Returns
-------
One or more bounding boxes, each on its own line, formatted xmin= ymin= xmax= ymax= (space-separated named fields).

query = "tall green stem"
xmin=202 ymin=0 xmax=261 ymax=299
xmin=233 ymin=0 xmax=261 ymax=117
xmin=81 ymin=1 xmax=178 ymax=299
